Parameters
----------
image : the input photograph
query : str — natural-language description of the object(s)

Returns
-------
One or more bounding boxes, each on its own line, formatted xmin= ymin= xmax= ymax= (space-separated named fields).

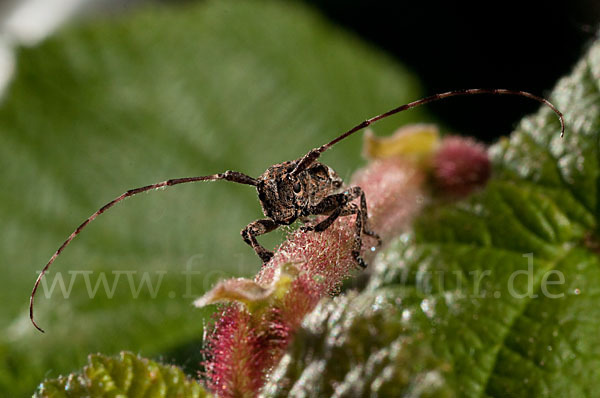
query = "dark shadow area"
xmin=300 ymin=0 xmax=600 ymax=141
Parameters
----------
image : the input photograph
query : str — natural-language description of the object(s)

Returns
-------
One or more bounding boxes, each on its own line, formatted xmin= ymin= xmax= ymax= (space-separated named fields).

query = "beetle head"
xmin=295 ymin=162 xmax=343 ymax=208
xmin=256 ymin=161 xmax=342 ymax=224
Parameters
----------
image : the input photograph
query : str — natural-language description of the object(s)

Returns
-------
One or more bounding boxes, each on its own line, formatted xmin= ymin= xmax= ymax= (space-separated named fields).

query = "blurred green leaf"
xmin=0 ymin=0 xmax=422 ymax=395
xmin=34 ymin=351 xmax=210 ymax=397
xmin=264 ymin=38 xmax=600 ymax=396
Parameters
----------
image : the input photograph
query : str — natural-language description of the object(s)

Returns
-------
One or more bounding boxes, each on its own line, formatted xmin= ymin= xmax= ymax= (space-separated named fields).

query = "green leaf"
xmin=0 ymin=0 xmax=422 ymax=395
xmin=263 ymin=38 xmax=600 ymax=396
xmin=34 ymin=351 xmax=210 ymax=397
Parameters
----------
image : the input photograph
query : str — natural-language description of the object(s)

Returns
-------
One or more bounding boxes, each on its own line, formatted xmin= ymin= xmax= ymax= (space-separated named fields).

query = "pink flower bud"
xmin=433 ymin=136 xmax=491 ymax=197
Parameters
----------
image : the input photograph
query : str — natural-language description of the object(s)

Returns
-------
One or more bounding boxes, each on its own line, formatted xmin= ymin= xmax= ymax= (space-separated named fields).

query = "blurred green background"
xmin=0 ymin=0 xmax=596 ymax=395
xmin=1 ymin=1 xmax=424 ymax=395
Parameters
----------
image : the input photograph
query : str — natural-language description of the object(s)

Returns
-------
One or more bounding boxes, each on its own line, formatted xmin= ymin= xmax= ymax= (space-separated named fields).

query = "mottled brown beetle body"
xmin=30 ymin=89 xmax=565 ymax=332
xmin=242 ymin=159 xmax=359 ymax=265
xmin=256 ymin=160 xmax=343 ymax=224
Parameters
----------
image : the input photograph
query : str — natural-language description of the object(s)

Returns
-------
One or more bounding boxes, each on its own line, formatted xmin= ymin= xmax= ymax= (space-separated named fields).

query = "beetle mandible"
xmin=30 ymin=88 xmax=565 ymax=332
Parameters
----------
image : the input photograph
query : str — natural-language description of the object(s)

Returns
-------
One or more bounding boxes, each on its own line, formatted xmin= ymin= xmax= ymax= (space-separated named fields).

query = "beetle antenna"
xmin=30 ymin=171 xmax=256 ymax=333
xmin=292 ymin=89 xmax=564 ymax=176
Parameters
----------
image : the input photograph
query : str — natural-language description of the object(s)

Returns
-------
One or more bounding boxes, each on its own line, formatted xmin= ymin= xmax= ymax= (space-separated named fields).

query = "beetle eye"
xmin=293 ymin=182 xmax=301 ymax=193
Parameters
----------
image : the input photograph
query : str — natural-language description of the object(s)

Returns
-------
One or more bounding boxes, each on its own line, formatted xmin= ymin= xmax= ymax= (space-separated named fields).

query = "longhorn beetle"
xmin=30 ymin=89 xmax=565 ymax=332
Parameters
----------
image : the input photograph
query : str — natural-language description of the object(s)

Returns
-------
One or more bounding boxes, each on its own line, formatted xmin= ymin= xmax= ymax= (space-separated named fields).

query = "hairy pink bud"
xmin=200 ymin=129 xmax=431 ymax=397
xmin=433 ymin=135 xmax=491 ymax=197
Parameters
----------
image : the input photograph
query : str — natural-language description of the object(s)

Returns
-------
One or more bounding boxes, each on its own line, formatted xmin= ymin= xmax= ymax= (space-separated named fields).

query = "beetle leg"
xmin=300 ymin=192 xmax=348 ymax=233
xmin=358 ymin=189 xmax=382 ymax=247
xmin=345 ymin=203 xmax=367 ymax=268
xmin=241 ymin=219 xmax=279 ymax=264
xmin=300 ymin=207 xmax=342 ymax=233
xmin=302 ymin=186 xmax=380 ymax=268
